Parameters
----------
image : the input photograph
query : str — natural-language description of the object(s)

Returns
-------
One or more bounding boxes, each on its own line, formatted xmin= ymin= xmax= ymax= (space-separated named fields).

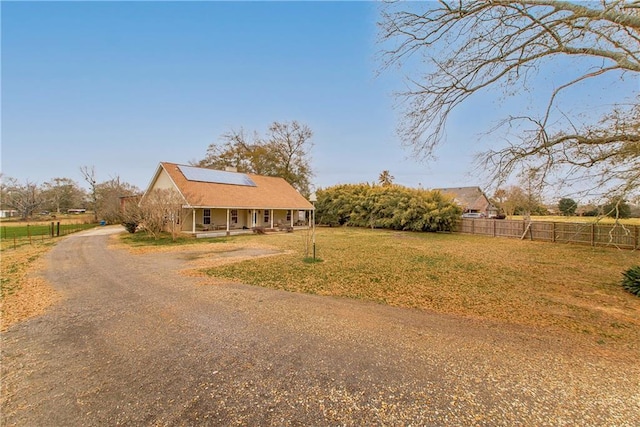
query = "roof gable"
xmin=434 ymin=186 xmax=491 ymax=211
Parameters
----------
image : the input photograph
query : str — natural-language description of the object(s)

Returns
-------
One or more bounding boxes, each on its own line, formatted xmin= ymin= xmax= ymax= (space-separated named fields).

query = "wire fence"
xmin=0 ymin=222 xmax=97 ymax=250
xmin=455 ymin=219 xmax=639 ymax=250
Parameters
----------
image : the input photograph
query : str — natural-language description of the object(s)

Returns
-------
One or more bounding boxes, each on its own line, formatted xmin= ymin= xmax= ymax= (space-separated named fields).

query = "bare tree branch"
xmin=379 ymin=1 xmax=639 ymax=200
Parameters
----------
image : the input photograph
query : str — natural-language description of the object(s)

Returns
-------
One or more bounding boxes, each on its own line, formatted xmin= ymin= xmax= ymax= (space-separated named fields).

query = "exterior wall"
xmin=272 ymin=210 xmax=286 ymax=225
xmin=181 ymin=207 xmax=312 ymax=232
xmin=182 ymin=208 xmax=195 ymax=231
xmin=188 ymin=208 xmax=250 ymax=231
xmin=152 ymin=168 xmax=177 ymax=191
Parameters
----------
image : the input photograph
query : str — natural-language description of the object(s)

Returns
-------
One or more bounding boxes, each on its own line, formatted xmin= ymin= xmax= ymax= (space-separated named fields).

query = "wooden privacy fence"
xmin=455 ymin=219 xmax=640 ymax=250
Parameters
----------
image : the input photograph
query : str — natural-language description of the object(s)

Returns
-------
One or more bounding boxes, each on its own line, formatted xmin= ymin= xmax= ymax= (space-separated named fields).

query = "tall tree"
xmin=80 ymin=166 xmax=140 ymax=223
xmin=197 ymin=120 xmax=314 ymax=195
xmin=602 ymin=198 xmax=632 ymax=219
xmin=95 ymin=177 xmax=140 ymax=224
xmin=379 ymin=1 xmax=640 ymax=200
xmin=558 ymin=198 xmax=578 ymax=216
xmin=139 ymin=188 xmax=189 ymax=241
xmin=378 ymin=170 xmax=395 ymax=186
xmin=495 ymin=185 xmax=547 ymax=218
xmin=80 ymin=165 xmax=99 ymax=221
xmin=41 ymin=177 xmax=86 ymax=214
xmin=1 ymin=177 xmax=43 ymax=219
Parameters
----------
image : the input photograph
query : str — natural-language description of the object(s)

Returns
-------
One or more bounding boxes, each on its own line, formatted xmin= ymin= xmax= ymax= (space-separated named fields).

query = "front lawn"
xmin=200 ymin=227 xmax=640 ymax=347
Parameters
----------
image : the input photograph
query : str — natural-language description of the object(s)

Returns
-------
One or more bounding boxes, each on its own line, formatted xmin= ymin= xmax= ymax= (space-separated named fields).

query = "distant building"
xmin=0 ymin=209 xmax=19 ymax=218
xmin=434 ymin=186 xmax=498 ymax=218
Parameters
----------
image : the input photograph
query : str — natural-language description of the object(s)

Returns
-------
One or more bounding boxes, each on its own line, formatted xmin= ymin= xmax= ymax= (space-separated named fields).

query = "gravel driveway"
xmin=1 ymin=227 xmax=639 ymax=426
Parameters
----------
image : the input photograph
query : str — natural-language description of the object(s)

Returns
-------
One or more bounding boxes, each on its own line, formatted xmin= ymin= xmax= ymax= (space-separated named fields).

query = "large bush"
xmin=558 ymin=198 xmax=578 ymax=216
xmin=315 ymin=184 xmax=461 ymax=232
xmin=621 ymin=266 xmax=640 ymax=297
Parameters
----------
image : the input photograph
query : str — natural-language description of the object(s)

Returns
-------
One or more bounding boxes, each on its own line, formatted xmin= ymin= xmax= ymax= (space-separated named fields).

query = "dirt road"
xmin=2 ymin=228 xmax=639 ymax=425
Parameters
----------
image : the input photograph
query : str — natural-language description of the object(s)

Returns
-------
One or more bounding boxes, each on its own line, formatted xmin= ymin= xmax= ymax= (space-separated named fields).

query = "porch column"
xmin=192 ymin=209 xmax=196 ymax=233
xmin=270 ymin=209 xmax=274 ymax=229
xmin=226 ymin=208 xmax=230 ymax=231
xmin=290 ymin=210 xmax=294 ymax=227
xmin=252 ymin=209 xmax=256 ymax=227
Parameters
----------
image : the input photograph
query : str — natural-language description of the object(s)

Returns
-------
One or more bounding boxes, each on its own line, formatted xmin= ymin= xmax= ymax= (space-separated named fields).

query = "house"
xmin=433 ymin=186 xmax=498 ymax=218
xmin=0 ymin=209 xmax=18 ymax=218
xmin=142 ymin=162 xmax=314 ymax=234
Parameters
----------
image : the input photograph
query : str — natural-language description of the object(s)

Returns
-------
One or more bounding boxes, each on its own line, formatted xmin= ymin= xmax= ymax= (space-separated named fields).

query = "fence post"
xmin=591 ymin=223 xmax=595 ymax=247
xmin=51 ymin=221 xmax=55 ymax=237
xmin=635 ymin=225 xmax=639 ymax=250
xmin=493 ymin=219 xmax=496 ymax=237
xmin=57 ymin=222 xmax=60 ymax=237
xmin=552 ymin=222 xmax=556 ymax=243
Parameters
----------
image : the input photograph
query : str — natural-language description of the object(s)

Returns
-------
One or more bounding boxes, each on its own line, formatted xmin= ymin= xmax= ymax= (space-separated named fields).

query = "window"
xmin=264 ymin=210 xmax=270 ymax=223
xmin=203 ymin=209 xmax=211 ymax=225
xmin=231 ymin=209 xmax=238 ymax=224
xmin=286 ymin=210 xmax=291 ymax=221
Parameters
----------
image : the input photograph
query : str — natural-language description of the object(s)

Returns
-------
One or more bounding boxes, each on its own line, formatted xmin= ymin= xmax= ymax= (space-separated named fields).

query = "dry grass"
xmin=198 ymin=228 xmax=640 ymax=349
xmin=0 ymin=241 xmax=59 ymax=331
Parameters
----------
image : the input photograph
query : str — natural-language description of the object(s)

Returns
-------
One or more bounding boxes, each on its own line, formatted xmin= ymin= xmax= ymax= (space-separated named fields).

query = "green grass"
xmin=0 ymin=223 xmax=98 ymax=251
xmin=198 ymin=227 xmax=640 ymax=346
xmin=0 ymin=223 xmax=96 ymax=239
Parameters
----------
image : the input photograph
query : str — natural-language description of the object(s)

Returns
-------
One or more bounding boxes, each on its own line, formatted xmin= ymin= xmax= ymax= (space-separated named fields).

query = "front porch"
xmin=193 ymin=225 xmax=310 ymax=239
xmin=183 ymin=207 xmax=311 ymax=237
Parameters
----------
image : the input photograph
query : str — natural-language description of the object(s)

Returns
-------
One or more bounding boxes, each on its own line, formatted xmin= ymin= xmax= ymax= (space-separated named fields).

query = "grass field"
xmin=0 ymin=223 xmax=97 ymax=250
xmin=0 ymin=212 xmax=95 ymax=225
xmin=196 ymin=227 xmax=640 ymax=349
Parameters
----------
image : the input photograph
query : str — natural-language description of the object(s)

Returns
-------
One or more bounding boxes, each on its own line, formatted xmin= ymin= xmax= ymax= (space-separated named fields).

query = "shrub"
xmin=122 ymin=221 xmax=138 ymax=234
xmin=558 ymin=198 xmax=578 ymax=216
xmin=315 ymin=183 xmax=462 ymax=232
xmin=621 ymin=266 xmax=640 ymax=297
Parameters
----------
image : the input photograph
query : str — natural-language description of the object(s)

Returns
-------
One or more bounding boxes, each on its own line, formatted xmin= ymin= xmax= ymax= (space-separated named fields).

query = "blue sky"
xmin=2 ymin=1 xmax=635 ymax=197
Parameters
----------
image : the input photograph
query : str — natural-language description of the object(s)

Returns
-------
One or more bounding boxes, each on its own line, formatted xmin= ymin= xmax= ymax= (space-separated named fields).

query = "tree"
xmin=41 ymin=178 xmax=86 ymax=214
xmin=81 ymin=166 xmax=140 ymax=224
xmin=602 ymin=199 xmax=632 ymax=219
xmin=379 ymin=1 xmax=640 ymax=200
xmin=139 ymin=188 xmax=189 ymax=241
xmin=558 ymin=198 xmax=578 ymax=216
xmin=315 ymin=183 xmax=462 ymax=232
xmin=197 ymin=120 xmax=314 ymax=195
xmin=80 ymin=166 xmax=99 ymax=221
xmin=378 ymin=170 xmax=395 ymax=186
xmin=95 ymin=177 xmax=140 ymax=224
xmin=0 ymin=177 xmax=43 ymax=219
xmin=494 ymin=185 xmax=547 ymax=218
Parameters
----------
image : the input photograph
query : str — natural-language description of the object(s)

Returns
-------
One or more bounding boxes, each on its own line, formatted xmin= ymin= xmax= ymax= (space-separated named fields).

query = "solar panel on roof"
xmin=177 ymin=165 xmax=257 ymax=187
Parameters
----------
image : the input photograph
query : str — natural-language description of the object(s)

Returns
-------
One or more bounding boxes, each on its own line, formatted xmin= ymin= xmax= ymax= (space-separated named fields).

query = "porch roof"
xmin=160 ymin=162 xmax=314 ymax=210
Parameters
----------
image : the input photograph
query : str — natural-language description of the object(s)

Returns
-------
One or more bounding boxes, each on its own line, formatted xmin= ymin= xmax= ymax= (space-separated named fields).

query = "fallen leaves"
xmin=200 ymin=228 xmax=640 ymax=347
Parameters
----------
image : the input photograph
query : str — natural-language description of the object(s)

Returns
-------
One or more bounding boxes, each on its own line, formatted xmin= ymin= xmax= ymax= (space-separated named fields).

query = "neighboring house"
xmin=434 ymin=186 xmax=498 ymax=218
xmin=143 ymin=162 xmax=314 ymax=234
xmin=0 ymin=209 xmax=19 ymax=218
xmin=120 ymin=195 xmax=142 ymax=213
